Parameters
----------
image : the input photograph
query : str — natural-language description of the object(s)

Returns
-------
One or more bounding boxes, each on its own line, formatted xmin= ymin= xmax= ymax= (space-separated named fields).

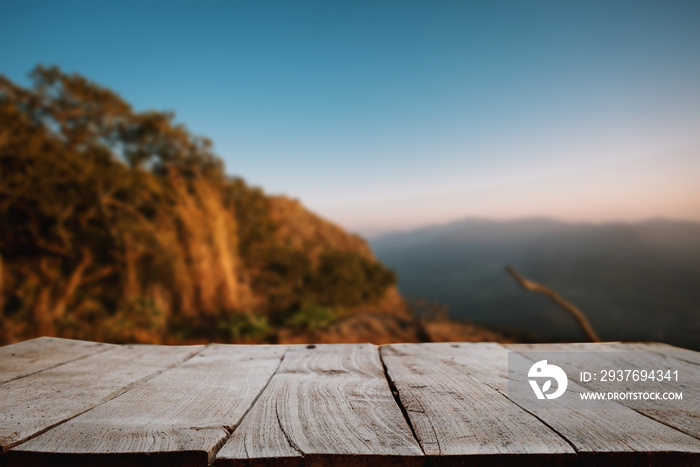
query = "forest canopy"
xmin=0 ymin=66 xmax=397 ymax=344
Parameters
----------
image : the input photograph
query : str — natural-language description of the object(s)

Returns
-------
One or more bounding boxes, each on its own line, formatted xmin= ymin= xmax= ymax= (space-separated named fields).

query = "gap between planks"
xmin=206 ymin=345 xmax=290 ymax=465
xmin=1 ymin=344 xmax=206 ymax=453
xmin=507 ymin=342 xmax=700 ymax=442
xmin=6 ymin=344 xmax=286 ymax=467
xmin=213 ymin=343 xmax=424 ymax=466
xmin=5 ymin=341 xmax=699 ymax=466
xmin=169 ymin=343 xmax=426 ymax=466
xmin=380 ymin=342 xmax=700 ymax=466
xmin=379 ymin=349 xmax=426 ymax=457
xmin=0 ymin=337 xmax=117 ymax=385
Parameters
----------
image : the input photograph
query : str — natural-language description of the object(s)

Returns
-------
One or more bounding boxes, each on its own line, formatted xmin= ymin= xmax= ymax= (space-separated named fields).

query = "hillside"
xmin=0 ymin=66 xmax=505 ymax=346
xmin=372 ymin=217 xmax=700 ymax=350
xmin=0 ymin=67 xmax=400 ymax=344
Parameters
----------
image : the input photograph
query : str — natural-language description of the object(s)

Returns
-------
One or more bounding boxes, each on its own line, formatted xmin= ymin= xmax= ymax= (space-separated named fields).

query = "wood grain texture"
xmin=614 ymin=342 xmax=700 ymax=366
xmin=506 ymin=350 xmax=700 ymax=466
xmin=0 ymin=337 xmax=115 ymax=384
xmin=381 ymin=343 xmax=574 ymax=466
xmin=215 ymin=343 xmax=423 ymax=467
xmin=508 ymin=342 xmax=700 ymax=442
xmin=2 ymin=339 xmax=699 ymax=466
xmin=7 ymin=344 xmax=285 ymax=467
xmin=384 ymin=343 xmax=700 ymax=466
xmin=0 ymin=344 xmax=202 ymax=453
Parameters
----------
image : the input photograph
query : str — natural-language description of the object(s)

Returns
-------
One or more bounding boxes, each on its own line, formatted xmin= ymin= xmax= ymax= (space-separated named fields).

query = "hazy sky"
xmin=3 ymin=1 xmax=700 ymax=236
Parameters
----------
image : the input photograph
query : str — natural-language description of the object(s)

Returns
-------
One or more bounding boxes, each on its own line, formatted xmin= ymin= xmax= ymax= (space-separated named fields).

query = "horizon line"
xmin=360 ymin=215 xmax=700 ymax=240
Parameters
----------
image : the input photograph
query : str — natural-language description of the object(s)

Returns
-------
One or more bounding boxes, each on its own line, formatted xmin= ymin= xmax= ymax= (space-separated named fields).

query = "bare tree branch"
xmin=506 ymin=265 xmax=601 ymax=342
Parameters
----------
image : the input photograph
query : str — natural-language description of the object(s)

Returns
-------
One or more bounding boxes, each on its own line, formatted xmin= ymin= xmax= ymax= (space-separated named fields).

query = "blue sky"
xmin=3 ymin=1 xmax=700 ymax=236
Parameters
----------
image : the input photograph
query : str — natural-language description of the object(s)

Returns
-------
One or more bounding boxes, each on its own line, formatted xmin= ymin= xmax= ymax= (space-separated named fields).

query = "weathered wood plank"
xmin=381 ymin=343 xmax=574 ymax=465
xmin=215 ymin=343 xmax=423 ymax=467
xmin=383 ymin=343 xmax=700 ymax=466
xmin=506 ymin=350 xmax=700 ymax=466
xmin=613 ymin=342 xmax=700 ymax=366
xmin=7 ymin=344 xmax=285 ymax=467
xmin=508 ymin=343 xmax=700 ymax=442
xmin=0 ymin=337 xmax=115 ymax=384
xmin=0 ymin=343 xmax=202 ymax=453
xmin=3 ymin=340 xmax=699 ymax=466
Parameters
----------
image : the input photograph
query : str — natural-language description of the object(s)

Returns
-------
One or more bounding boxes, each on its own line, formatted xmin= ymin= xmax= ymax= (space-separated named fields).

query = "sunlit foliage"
xmin=0 ymin=66 xmax=396 ymax=344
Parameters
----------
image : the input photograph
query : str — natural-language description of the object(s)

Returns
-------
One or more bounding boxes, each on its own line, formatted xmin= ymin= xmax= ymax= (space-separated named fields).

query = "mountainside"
xmin=0 ymin=67 xmax=403 ymax=345
xmin=1 ymin=66 xmax=510 ymax=346
xmin=372 ymin=218 xmax=700 ymax=350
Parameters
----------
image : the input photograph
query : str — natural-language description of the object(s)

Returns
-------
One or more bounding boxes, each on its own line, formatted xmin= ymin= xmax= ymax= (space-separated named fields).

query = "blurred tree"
xmin=0 ymin=66 xmax=397 ymax=344
xmin=0 ymin=66 xmax=234 ymax=342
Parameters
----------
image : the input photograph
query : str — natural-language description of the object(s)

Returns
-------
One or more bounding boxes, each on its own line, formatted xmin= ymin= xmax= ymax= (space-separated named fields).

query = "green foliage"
xmin=252 ymin=246 xmax=313 ymax=316
xmin=285 ymin=304 xmax=336 ymax=331
xmin=103 ymin=297 xmax=165 ymax=344
xmin=250 ymin=246 xmax=397 ymax=320
xmin=309 ymin=250 xmax=397 ymax=308
xmin=218 ymin=313 xmax=270 ymax=342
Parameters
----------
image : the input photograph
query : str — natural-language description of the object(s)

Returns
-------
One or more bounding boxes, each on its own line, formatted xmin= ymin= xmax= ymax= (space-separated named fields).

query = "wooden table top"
xmin=1 ymin=337 xmax=699 ymax=466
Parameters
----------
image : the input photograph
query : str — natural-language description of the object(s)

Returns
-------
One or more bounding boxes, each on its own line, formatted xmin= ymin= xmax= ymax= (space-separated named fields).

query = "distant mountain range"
xmin=371 ymin=218 xmax=700 ymax=350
